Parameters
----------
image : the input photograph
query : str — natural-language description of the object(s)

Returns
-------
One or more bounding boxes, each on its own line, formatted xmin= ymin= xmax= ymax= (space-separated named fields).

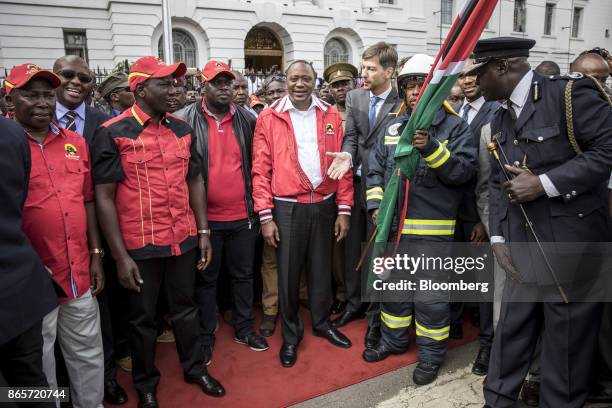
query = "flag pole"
xmin=161 ymin=0 xmax=174 ymax=64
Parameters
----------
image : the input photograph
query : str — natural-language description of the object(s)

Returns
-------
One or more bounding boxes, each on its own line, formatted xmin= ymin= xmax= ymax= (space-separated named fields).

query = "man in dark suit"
xmin=52 ymin=55 xmax=110 ymax=144
xmin=469 ymin=37 xmax=612 ymax=408
xmin=0 ymin=116 xmax=58 ymax=402
xmin=327 ymin=42 xmax=402 ymax=349
xmin=450 ymin=62 xmax=499 ymax=377
xmin=52 ymin=55 xmax=127 ymax=405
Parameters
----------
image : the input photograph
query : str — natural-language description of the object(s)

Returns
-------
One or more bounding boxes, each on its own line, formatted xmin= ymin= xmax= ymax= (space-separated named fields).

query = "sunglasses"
xmin=112 ymin=86 xmax=131 ymax=93
xmin=57 ymin=70 xmax=93 ymax=83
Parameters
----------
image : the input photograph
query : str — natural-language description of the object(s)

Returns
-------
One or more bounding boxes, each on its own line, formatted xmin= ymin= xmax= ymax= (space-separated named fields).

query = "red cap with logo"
xmin=4 ymin=63 xmax=61 ymax=95
xmin=128 ymin=56 xmax=187 ymax=91
xmin=200 ymin=60 xmax=235 ymax=83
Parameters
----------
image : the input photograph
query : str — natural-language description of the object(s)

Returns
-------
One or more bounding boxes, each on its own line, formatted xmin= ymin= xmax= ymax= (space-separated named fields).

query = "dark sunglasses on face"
xmin=57 ymin=70 xmax=93 ymax=83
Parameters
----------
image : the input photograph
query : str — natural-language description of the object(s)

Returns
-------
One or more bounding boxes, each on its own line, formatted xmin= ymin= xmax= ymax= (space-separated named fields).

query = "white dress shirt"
xmin=370 ymin=84 xmax=393 ymax=118
xmin=459 ymin=96 xmax=485 ymax=125
xmin=283 ymin=96 xmax=323 ymax=188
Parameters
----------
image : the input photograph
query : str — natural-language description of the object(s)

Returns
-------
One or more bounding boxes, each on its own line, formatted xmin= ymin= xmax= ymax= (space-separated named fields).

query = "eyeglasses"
xmin=57 ymin=70 xmax=93 ymax=83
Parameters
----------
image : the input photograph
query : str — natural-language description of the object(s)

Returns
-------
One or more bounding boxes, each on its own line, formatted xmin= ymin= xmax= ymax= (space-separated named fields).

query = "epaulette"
xmin=549 ymin=72 xmax=584 ymax=81
xmin=443 ymin=100 xmax=458 ymax=116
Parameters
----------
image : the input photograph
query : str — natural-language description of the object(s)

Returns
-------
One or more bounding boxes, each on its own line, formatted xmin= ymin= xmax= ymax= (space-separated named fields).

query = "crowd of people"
xmin=0 ymin=37 xmax=611 ymax=408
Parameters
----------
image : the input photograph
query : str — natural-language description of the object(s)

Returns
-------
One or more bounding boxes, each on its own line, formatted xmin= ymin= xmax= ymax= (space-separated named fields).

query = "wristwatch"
xmin=198 ymin=229 xmax=211 ymax=235
xmin=90 ymin=248 xmax=105 ymax=258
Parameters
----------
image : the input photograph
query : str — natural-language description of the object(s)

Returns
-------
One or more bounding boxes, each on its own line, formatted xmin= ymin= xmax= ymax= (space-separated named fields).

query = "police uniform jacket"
xmin=489 ymin=72 xmax=612 ymax=284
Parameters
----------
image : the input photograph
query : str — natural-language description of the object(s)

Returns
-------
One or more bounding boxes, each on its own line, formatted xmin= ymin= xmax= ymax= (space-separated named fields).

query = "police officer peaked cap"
xmin=465 ymin=37 xmax=536 ymax=75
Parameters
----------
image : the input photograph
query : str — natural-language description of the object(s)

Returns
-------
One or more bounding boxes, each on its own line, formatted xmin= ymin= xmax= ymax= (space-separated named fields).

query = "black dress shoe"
xmin=362 ymin=342 xmax=404 ymax=363
xmin=588 ymin=384 xmax=612 ymax=403
xmin=137 ymin=392 xmax=158 ymax=408
xmin=364 ymin=325 xmax=381 ymax=349
xmin=331 ymin=310 xmax=365 ymax=328
xmin=313 ymin=327 xmax=352 ymax=348
xmin=330 ymin=300 xmax=347 ymax=315
xmin=259 ymin=314 xmax=276 ymax=337
xmin=280 ymin=343 xmax=298 ymax=367
xmin=520 ymin=380 xmax=540 ymax=407
xmin=471 ymin=346 xmax=491 ymax=376
xmin=185 ymin=371 xmax=225 ymax=397
xmin=412 ymin=361 xmax=441 ymax=385
xmin=104 ymin=379 xmax=128 ymax=405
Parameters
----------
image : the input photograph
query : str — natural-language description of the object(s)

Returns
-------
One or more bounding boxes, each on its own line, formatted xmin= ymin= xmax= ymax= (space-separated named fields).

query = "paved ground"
xmin=293 ymin=340 xmax=611 ymax=408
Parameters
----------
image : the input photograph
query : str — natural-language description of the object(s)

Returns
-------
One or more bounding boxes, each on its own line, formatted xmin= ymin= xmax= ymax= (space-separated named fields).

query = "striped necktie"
xmin=64 ymin=111 xmax=78 ymax=132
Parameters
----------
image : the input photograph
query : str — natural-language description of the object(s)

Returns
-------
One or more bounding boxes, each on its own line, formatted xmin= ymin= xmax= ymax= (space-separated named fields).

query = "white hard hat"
xmin=398 ymin=54 xmax=435 ymax=79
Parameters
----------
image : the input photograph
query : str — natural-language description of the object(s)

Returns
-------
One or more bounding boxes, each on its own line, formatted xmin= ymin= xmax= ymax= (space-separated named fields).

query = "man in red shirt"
xmin=93 ymin=56 xmax=224 ymax=406
xmin=5 ymin=63 xmax=105 ymax=407
xmin=252 ymin=60 xmax=354 ymax=367
xmin=178 ymin=60 xmax=268 ymax=364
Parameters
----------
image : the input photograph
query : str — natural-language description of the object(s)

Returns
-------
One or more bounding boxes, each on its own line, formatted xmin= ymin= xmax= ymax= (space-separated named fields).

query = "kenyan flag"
xmin=367 ymin=0 xmax=498 ymax=287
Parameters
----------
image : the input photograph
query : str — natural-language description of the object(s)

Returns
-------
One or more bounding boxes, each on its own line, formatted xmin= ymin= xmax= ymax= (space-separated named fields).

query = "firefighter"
xmin=363 ymin=54 xmax=477 ymax=385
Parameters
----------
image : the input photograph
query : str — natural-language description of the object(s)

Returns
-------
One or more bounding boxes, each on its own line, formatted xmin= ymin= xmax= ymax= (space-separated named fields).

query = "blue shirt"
xmin=56 ymin=101 xmax=86 ymax=136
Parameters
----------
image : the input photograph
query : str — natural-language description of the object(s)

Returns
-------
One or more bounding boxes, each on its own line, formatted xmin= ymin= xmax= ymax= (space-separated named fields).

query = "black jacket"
xmin=0 ymin=117 xmax=58 ymax=345
xmin=84 ymin=105 xmax=111 ymax=146
xmin=177 ymin=103 xmax=257 ymax=224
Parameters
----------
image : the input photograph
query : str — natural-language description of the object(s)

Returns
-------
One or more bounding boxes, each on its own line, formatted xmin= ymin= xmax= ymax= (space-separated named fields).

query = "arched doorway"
xmin=324 ymin=38 xmax=350 ymax=68
xmin=244 ymin=27 xmax=283 ymax=74
xmin=158 ymin=29 xmax=197 ymax=68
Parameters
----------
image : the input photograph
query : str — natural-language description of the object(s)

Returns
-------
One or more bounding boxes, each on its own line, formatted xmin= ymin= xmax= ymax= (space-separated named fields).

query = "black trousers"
xmin=129 ymin=249 xmax=205 ymax=394
xmin=195 ymin=218 xmax=258 ymax=345
xmin=593 ymin=302 xmax=612 ymax=389
xmin=274 ymin=198 xmax=335 ymax=345
xmin=345 ymin=179 xmax=380 ymax=328
xmin=452 ymin=219 xmax=494 ymax=349
xmin=484 ymin=280 xmax=602 ymax=408
xmin=0 ymin=322 xmax=54 ymax=408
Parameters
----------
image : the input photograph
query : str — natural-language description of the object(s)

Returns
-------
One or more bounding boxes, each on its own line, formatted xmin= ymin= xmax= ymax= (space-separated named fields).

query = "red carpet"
xmin=114 ymin=310 xmax=478 ymax=408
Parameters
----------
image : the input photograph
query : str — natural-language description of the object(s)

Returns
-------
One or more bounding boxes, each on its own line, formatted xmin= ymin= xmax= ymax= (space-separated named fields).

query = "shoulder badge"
xmin=388 ymin=122 xmax=401 ymax=136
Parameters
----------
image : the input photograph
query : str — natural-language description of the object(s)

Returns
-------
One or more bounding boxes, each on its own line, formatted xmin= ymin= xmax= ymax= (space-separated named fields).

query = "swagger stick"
xmin=487 ymin=142 xmax=569 ymax=304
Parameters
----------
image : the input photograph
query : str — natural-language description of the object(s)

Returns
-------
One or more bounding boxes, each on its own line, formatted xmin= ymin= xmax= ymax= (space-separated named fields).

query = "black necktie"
xmin=506 ymin=100 xmax=517 ymax=121
xmin=64 ymin=111 xmax=77 ymax=132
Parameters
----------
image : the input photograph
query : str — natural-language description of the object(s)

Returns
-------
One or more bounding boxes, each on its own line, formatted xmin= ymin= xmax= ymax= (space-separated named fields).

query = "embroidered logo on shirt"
xmin=325 ymin=123 xmax=334 ymax=135
xmin=64 ymin=143 xmax=80 ymax=160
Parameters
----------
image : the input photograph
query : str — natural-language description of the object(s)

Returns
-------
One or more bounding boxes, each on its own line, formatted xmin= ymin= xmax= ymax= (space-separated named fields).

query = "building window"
xmin=544 ymin=3 xmax=555 ymax=36
xmin=324 ymin=38 xmax=350 ymax=68
xmin=158 ymin=30 xmax=197 ymax=67
xmin=513 ymin=0 xmax=526 ymax=33
xmin=572 ymin=7 xmax=583 ymax=38
xmin=441 ymin=0 xmax=453 ymax=25
xmin=64 ymin=30 xmax=89 ymax=62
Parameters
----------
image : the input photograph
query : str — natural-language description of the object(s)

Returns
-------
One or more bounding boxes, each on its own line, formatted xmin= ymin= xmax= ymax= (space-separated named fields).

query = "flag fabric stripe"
xmin=366 ymin=0 xmax=498 ymax=289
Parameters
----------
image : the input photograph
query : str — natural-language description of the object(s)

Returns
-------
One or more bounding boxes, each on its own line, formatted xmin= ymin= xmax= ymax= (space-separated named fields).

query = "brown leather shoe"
xmin=260 ymin=314 xmax=276 ymax=337
xmin=520 ymin=380 xmax=540 ymax=407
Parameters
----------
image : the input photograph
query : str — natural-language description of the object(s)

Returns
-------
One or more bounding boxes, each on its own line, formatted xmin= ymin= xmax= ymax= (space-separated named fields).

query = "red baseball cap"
xmin=128 ymin=56 xmax=187 ymax=91
xmin=200 ymin=60 xmax=235 ymax=83
xmin=4 ymin=63 xmax=61 ymax=95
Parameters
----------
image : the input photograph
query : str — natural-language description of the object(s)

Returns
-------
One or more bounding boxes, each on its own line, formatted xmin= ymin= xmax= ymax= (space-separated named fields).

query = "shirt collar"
xmin=370 ymin=84 xmax=393 ymax=101
xmin=201 ymin=100 xmax=236 ymax=120
xmin=56 ymin=101 xmax=86 ymax=120
xmin=130 ymin=103 xmax=169 ymax=127
xmin=462 ymin=96 xmax=485 ymax=112
xmin=502 ymin=70 xmax=534 ymax=110
xmin=276 ymin=94 xmax=328 ymax=114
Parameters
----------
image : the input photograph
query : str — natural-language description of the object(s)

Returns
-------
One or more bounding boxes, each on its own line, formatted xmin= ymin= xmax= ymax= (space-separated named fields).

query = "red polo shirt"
xmin=202 ymin=101 xmax=247 ymax=222
xmin=22 ymin=122 xmax=93 ymax=302
xmin=92 ymin=104 xmax=202 ymax=260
